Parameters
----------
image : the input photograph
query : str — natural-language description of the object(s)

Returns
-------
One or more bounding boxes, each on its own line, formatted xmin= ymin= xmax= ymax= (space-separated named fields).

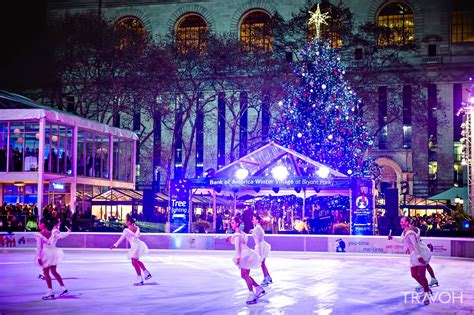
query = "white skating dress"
xmin=251 ymin=224 xmax=271 ymax=260
xmin=50 ymin=227 xmax=71 ymax=264
xmin=231 ymin=231 xmax=260 ymax=270
xmin=34 ymin=230 xmax=66 ymax=268
xmin=394 ymin=228 xmax=432 ymax=267
xmin=114 ymin=226 xmax=149 ymax=259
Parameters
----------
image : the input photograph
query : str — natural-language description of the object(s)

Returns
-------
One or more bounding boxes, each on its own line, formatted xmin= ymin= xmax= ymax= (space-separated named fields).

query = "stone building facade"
xmin=48 ymin=0 xmax=474 ymax=198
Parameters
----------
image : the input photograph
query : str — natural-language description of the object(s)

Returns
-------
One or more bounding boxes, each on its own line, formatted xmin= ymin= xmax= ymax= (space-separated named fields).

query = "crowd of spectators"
xmin=0 ymin=203 xmax=38 ymax=233
xmin=0 ymin=203 xmax=87 ymax=233
xmin=411 ymin=212 xmax=456 ymax=233
xmin=377 ymin=206 xmax=473 ymax=236
xmin=0 ymin=145 xmax=72 ymax=173
xmin=0 ymin=145 xmax=41 ymax=172
xmin=2 ymin=201 xmax=473 ymax=236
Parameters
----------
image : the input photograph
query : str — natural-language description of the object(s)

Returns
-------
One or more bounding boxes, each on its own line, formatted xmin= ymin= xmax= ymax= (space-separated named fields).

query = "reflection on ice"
xmin=0 ymin=249 xmax=472 ymax=315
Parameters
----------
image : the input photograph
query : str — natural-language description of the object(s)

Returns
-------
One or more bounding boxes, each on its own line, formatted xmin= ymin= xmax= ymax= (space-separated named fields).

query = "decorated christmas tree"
xmin=272 ymin=9 xmax=378 ymax=178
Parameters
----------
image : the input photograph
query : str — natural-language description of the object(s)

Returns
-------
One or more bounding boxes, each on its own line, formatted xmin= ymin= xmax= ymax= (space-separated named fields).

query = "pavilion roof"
xmin=214 ymin=141 xmax=346 ymax=179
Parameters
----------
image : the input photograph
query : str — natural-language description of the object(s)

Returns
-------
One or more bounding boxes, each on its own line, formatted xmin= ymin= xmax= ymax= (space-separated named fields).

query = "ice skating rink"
xmin=0 ymin=249 xmax=472 ymax=315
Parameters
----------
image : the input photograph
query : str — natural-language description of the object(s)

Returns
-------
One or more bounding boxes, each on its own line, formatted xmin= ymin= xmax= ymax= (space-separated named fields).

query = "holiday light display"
xmin=271 ymin=39 xmax=379 ymax=178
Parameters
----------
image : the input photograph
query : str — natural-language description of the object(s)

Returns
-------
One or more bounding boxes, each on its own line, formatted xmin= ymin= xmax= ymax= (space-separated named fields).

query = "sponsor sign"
xmin=169 ymin=179 xmax=190 ymax=233
xmin=190 ymin=177 xmax=352 ymax=188
xmin=329 ymin=236 xmax=451 ymax=256
xmin=49 ymin=181 xmax=66 ymax=192
xmin=351 ymin=178 xmax=374 ymax=235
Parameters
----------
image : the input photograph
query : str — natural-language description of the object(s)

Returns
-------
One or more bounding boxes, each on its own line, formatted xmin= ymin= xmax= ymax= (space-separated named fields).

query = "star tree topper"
xmin=308 ymin=3 xmax=330 ymax=39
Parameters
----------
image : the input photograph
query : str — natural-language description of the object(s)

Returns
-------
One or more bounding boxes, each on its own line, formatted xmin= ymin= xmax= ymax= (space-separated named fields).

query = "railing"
xmin=422 ymin=56 xmax=443 ymax=64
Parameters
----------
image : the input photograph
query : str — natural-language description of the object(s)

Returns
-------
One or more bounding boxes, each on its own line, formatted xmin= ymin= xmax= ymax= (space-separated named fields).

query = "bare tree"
xmin=38 ymin=12 xmax=176 ymax=185
xmin=42 ymin=12 xmax=154 ymax=124
xmin=206 ymin=33 xmax=292 ymax=162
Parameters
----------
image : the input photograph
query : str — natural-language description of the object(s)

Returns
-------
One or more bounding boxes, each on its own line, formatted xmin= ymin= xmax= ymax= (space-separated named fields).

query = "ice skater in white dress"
xmin=251 ymin=214 xmax=272 ymax=286
xmin=111 ymin=215 xmax=151 ymax=286
xmin=414 ymin=227 xmax=439 ymax=292
xmin=229 ymin=217 xmax=265 ymax=304
xmin=35 ymin=218 xmax=71 ymax=300
xmin=388 ymin=216 xmax=432 ymax=304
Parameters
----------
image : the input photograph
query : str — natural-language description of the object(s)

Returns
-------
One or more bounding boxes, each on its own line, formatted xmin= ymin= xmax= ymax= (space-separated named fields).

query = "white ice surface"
xmin=0 ymin=249 xmax=472 ymax=315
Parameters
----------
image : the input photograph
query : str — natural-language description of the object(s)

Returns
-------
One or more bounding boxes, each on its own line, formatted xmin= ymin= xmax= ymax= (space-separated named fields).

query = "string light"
xmin=271 ymin=39 xmax=380 ymax=179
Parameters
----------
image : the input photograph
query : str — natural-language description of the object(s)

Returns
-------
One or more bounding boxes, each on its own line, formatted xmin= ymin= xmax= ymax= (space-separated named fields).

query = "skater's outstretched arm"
xmin=111 ymin=229 xmax=128 ymax=249
xmin=387 ymin=232 xmax=403 ymax=244
xmin=53 ymin=226 xmax=72 ymax=240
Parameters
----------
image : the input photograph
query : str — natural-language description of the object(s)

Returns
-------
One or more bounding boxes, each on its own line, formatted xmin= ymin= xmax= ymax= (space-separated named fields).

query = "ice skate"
xmin=59 ymin=287 xmax=69 ymax=296
xmin=422 ymin=292 xmax=431 ymax=305
xmin=429 ymin=278 xmax=439 ymax=287
xmin=144 ymin=270 xmax=152 ymax=280
xmin=134 ymin=276 xmax=144 ymax=286
xmin=42 ymin=290 xmax=55 ymax=300
xmin=261 ymin=276 xmax=273 ymax=287
xmin=422 ymin=295 xmax=430 ymax=305
xmin=38 ymin=274 xmax=45 ymax=280
xmin=246 ymin=292 xmax=257 ymax=305
xmin=415 ymin=284 xmax=423 ymax=292
xmin=255 ymin=286 xmax=266 ymax=298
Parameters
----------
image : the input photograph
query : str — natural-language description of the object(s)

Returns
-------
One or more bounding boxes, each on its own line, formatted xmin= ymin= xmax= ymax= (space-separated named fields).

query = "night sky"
xmin=0 ymin=0 xmax=49 ymax=91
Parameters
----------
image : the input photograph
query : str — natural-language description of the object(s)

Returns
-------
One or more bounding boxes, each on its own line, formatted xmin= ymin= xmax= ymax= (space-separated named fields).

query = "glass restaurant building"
xmin=0 ymin=91 xmax=137 ymax=218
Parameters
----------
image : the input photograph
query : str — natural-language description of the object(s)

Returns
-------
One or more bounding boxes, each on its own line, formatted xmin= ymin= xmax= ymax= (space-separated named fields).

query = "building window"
xmin=3 ymin=184 xmax=38 ymax=205
xmin=429 ymin=161 xmax=437 ymax=182
xmin=113 ymin=138 xmax=133 ymax=182
xmin=454 ymin=83 xmax=464 ymax=186
xmin=240 ymin=10 xmax=272 ymax=52
xmin=427 ymin=84 xmax=438 ymax=191
xmin=307 ymin=3 xmax=343 ymax=48
xmin=377 ymin=2 xmax=414 ymax=46
xmin=354 ymin=48 xmax=363 ymax=60
xmin=428 ymin=44 xmax=437 ymax=56
xmin=452 ymin=0 xmax=474 ymax=43
xmin=115 ymin=16 xmax=146 ymax=50
xmin=402 ymin=85 xmax=412 ymax=149
xmin=378 ymin=86 xmax=388 ymax=149
xmin=176 ymin=14 xmax=208 ymax=54
xmin=217 ymin=92 xmax=226 ymax=169
xmin=428 ymin=84 xmax=438 ymax=150
xmin=0 ymin=122 xmax=7 ymax=172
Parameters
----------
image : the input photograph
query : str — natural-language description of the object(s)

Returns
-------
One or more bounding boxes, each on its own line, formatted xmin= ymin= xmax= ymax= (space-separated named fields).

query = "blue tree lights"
xmin=272 ymin=40 xmax=380 ymax=178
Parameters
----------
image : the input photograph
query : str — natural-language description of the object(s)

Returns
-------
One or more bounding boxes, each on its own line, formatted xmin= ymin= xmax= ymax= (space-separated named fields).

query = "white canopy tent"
xmin=190 ymin=142 xmax=353 ymax=231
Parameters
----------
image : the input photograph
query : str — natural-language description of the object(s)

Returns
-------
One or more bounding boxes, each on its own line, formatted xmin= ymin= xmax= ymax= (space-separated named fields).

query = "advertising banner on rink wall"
xmin=350 ymin=178 xmax=374 ymax=235
xmin=1 ymin=233 xmax=461 ymax=258
xmin=327 ymin=236 xmax=452 ymax=257
xmin=169 ymin=179 xmax=191 ymax=233
xmin=0 ymin=233 xmax=37 ymax=248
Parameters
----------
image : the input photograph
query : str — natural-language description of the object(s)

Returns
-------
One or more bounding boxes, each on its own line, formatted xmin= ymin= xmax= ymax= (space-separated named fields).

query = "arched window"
xmin=115 ymin=16 xmax=146 ymax=49
xmin=377 ymin=2 xmax=414 ymax=46
xmin=176 ymin=14 xmax=208 ymax=54
xmin=240 ymin=10 xmax=273 ymax=52
xmin=452 ymin=0 xmax=474 ymax=43
xmin=307 ymin=3 xmax=343 ymax=48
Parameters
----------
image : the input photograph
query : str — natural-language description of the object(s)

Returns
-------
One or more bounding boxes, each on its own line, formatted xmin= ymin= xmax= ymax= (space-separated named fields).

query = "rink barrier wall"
xmin=3 ymin=232 xmax=474 ymax=258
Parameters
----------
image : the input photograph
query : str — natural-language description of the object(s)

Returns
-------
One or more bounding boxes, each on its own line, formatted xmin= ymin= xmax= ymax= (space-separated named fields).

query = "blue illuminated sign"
xmin=169 ymin=179 xmax=190 ymax=233
xmin=49 ymin=182 xmax=66 ymax=192
xmin=351 ymin=178 xmax=374 ymax=235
